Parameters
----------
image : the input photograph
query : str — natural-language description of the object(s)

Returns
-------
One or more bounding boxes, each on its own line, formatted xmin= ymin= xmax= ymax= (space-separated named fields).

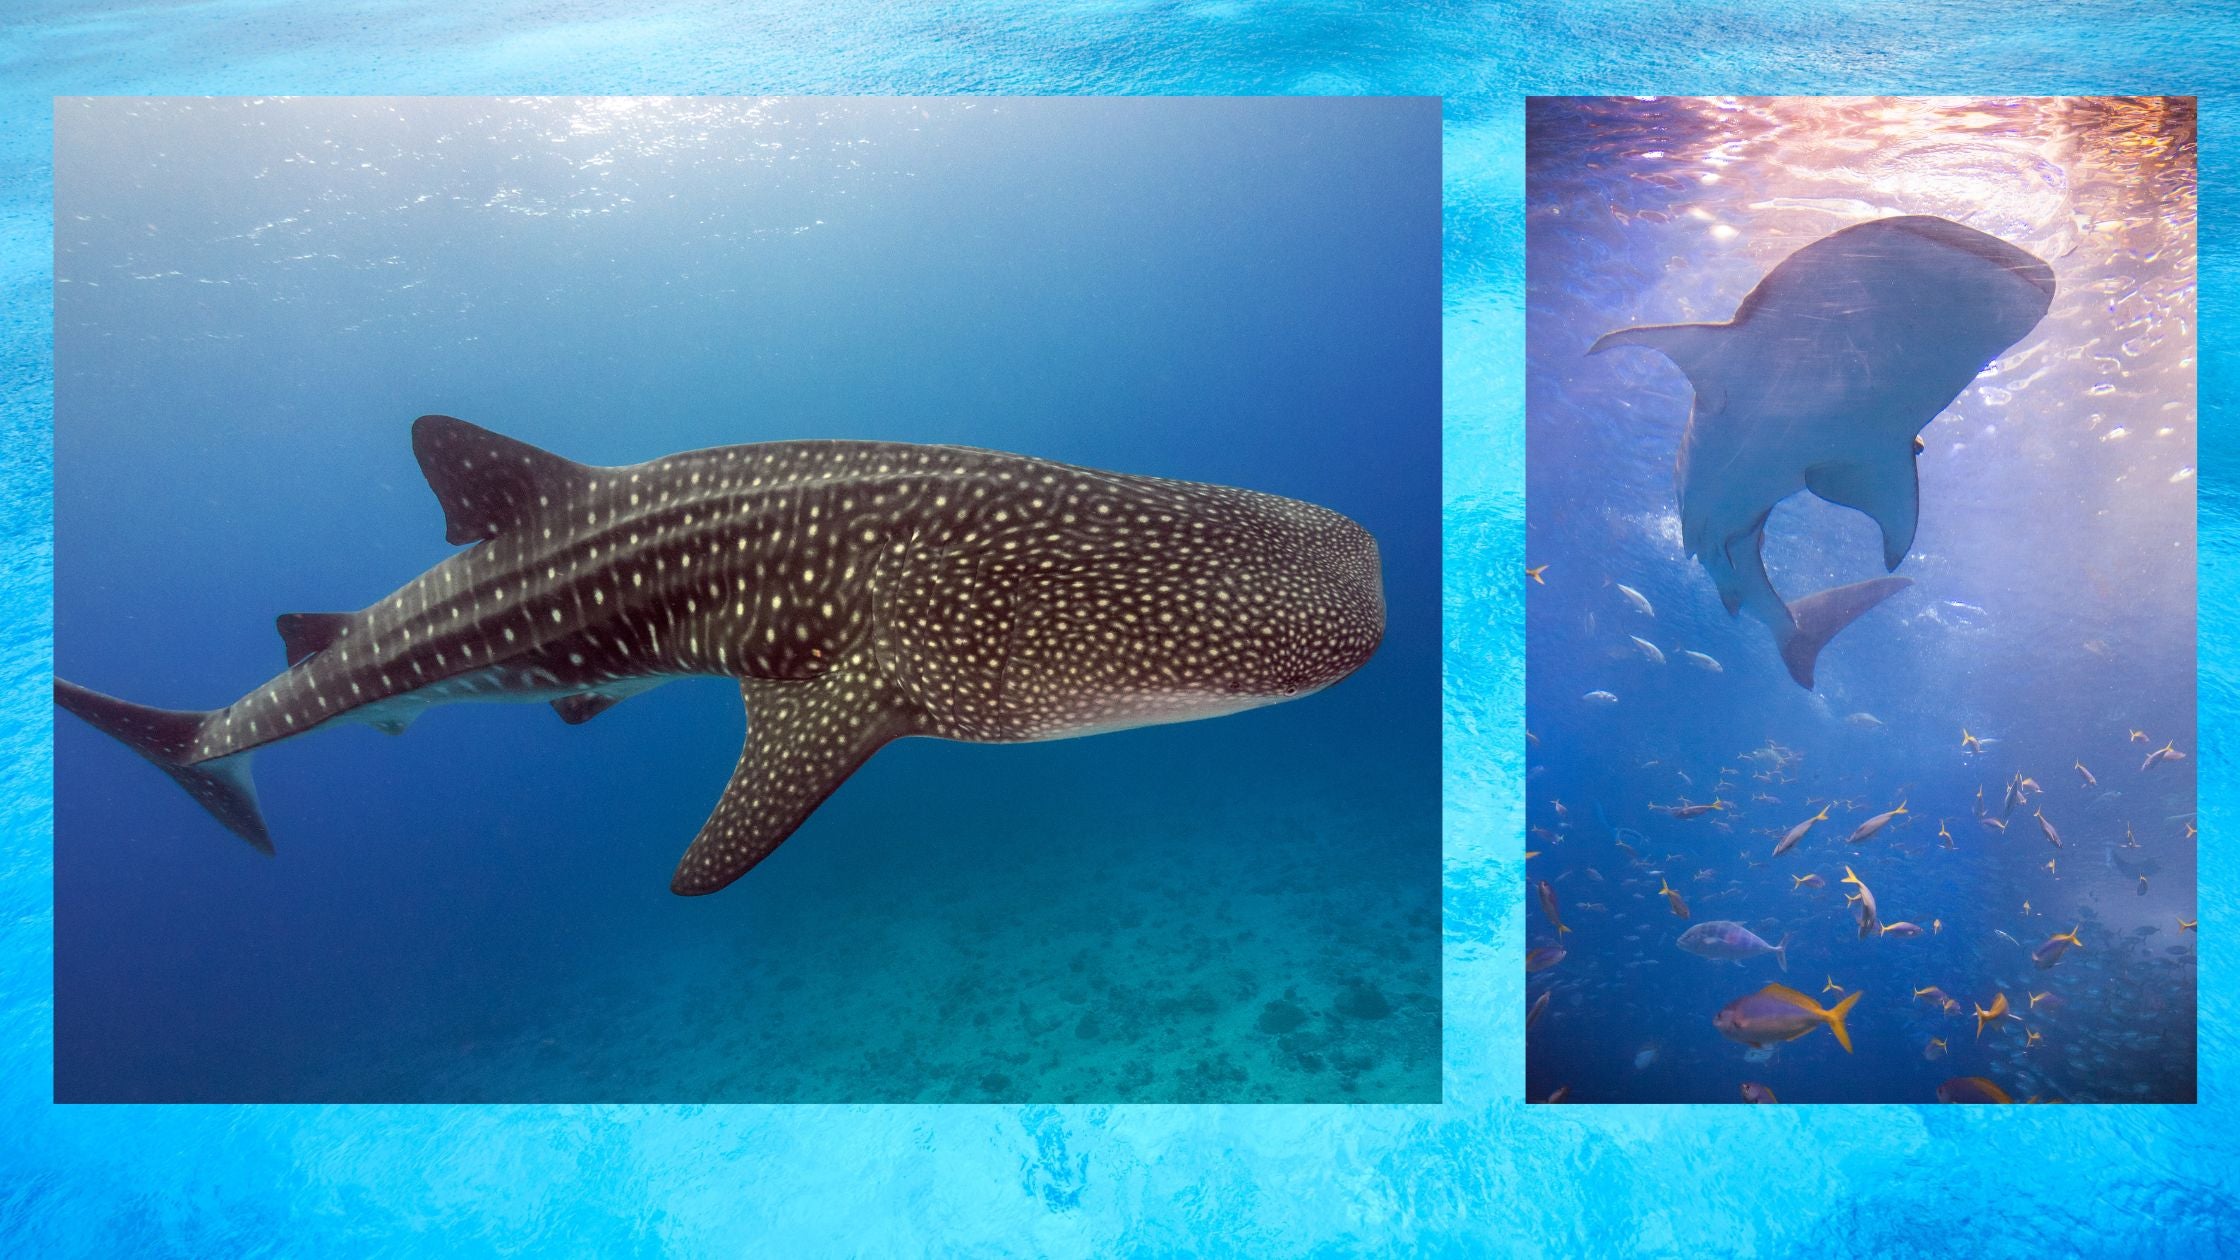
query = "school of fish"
xmin=1523 ymin=629 xmax=2198 ymax=1102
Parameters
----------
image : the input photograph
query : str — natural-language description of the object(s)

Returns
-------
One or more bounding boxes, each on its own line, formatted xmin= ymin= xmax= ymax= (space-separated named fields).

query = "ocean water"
xmin=3 ymin=4 xmax=2239 ymax=1257
xmin=51 ymin=96 xmax=1442 ymax=1103
xmin=1526 ymin=97 xmax=2197 ymax=1103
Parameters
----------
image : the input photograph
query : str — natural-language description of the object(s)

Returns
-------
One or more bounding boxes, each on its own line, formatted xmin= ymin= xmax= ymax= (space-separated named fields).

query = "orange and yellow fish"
xmin=1715 ymin=983 xmax=1861 ymax=1053
xmin=1974 ymin=991 xmax=2011 ymax=1040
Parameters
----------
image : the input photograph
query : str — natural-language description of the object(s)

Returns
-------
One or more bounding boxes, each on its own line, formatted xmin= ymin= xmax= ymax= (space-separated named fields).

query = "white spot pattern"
xmin=139 ymin=419 xmax=1380 ymax=895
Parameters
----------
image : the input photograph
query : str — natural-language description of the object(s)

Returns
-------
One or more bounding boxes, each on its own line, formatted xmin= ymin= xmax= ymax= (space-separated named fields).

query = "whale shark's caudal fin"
xmin=668 ymin=670 xmax=913 ymax=896
xmin=1777 ymin=577 xmax=1913 ymax=690
xmin=53 ymin=679 xmax=272 ymax=853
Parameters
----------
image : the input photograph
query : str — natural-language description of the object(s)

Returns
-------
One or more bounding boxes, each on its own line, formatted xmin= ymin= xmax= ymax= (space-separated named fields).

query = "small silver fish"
xmin=1677 ymin=921 xmax=1789 ymax=970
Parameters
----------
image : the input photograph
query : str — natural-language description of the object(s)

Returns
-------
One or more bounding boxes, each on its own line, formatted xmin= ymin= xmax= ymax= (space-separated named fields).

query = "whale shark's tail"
xmin=1776 ymin=577 xmax=1912 ymax=690
xmin=54 ymin=678 xmax=271 ymax=853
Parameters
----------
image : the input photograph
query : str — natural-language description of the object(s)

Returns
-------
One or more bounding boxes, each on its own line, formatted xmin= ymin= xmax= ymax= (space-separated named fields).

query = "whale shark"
xmin=56 ymin=416 xmax=1384 ymax=894
xmin=1590 ymin=215 xmax=2055 ymax=687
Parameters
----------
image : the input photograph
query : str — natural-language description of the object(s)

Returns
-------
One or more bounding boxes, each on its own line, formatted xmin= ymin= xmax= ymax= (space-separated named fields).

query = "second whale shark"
xmin=1591 ymin=215 xmax=2055 ymax=687
xmin=57 ymin=416 xmax=1384 ymax=895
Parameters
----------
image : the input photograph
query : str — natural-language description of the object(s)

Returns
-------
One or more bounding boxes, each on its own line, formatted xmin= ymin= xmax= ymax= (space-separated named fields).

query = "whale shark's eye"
xmin=1282 ymin=685 xmax=1299 ymax=697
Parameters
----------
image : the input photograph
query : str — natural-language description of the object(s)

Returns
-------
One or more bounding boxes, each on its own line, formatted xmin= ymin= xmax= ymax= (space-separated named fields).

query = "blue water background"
xmin=1525 ymin=97 xmax=2195 ymax=1103
xmin=3 ymin=5 xmax=2239 ymax=1257
xmin=50 ymin=97 xmax=1441 ymax=1103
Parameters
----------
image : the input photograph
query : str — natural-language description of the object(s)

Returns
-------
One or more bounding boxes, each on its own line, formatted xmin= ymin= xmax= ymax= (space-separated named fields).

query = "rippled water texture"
xmin=1527 ymin=97 xmax=2197 ymax=1103
xmin=5 ymin=7 xmax=2240 ymax=1258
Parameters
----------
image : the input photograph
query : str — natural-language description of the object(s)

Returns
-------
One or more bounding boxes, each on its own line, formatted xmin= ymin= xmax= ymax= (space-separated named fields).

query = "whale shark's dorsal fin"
xmin=412 ymin=415 xmax=593 ymax=545
xmin=1805 ymin=456 xmax=1920 ymax=571
xmin=275 ymin=611 xmax=355 ymax=666
xmin=669 ymin=671 xmax=914 ymax=896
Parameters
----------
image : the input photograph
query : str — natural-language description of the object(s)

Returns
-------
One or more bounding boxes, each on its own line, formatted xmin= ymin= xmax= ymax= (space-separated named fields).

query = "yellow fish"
xmin=1974 ymin=991 xmax=2010 ymax=1040
xmin=1526 ymin=564 xmax=1548 ymax=585
xmin=1714 ymin=983 xmax=1861 ymax=1053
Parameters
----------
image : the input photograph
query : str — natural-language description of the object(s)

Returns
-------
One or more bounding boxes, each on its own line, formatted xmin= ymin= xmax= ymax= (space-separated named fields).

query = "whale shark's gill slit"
xmin=669 ymin=671 xmax=911 ymax=896
xmin=413 ymin=414 xmax=594 ymax=546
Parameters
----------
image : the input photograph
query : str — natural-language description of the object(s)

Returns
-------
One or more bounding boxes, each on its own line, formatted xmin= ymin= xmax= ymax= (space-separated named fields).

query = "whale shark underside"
xmin=1591 ymin=215 xmax=2055 ymax=687
xmin=57 ymin=417 xmax=1384 ymax=894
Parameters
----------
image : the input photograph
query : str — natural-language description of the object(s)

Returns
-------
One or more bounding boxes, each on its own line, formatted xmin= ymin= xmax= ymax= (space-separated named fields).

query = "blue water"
xmin=1524 ymin=97 xmax=2197 ymax=1103
xmin=2 ymin=5 xmax=2239 ymax=1257
xmin=51 ymin=97 xmax=1442 ymax=1103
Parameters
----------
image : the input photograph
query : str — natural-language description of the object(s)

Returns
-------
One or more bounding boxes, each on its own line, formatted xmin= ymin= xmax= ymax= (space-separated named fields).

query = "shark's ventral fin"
xmin=53 ymin=678 xmax=272 ymax=854
xmin=551 ymin=693 xmax=624 ymax=725
xmin=413 ymin=414 xmax=594 ymax=546
xmin=276 ymin=611 xmax=355 ymax=666
xmin=669 ymin=671 xmax=910 ymax=896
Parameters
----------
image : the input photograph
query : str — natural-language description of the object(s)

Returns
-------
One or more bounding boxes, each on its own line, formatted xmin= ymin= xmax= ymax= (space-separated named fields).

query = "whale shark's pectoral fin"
xmin=1805 ymin=454 xmax=1920 ymax=571
xmin=412 ymin=414 xmax=595 ymax=546
xmin=1589 ymin=322 xmax=1730 ymax=413
xmin=669 ymin=671 xmax=911 ymax=896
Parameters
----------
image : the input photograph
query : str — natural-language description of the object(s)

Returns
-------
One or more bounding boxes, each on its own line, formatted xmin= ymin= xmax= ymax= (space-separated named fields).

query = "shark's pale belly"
xmin=1598 ymin=215 xmax=2054 ymax=688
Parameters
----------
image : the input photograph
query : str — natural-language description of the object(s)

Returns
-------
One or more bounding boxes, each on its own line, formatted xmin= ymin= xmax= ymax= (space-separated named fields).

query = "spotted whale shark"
xmin=57 ymin=416 xmax=1384 ymax=894
xmin=1590 ymin=215 xmax=2055 ymax=687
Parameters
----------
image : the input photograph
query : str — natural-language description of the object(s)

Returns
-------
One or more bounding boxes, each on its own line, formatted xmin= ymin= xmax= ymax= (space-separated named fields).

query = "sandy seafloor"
xmin=409 ymin=793 xmax=1439 ymax=1105
xmin=6 ymin=3 xmax=2240 ymax=1256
